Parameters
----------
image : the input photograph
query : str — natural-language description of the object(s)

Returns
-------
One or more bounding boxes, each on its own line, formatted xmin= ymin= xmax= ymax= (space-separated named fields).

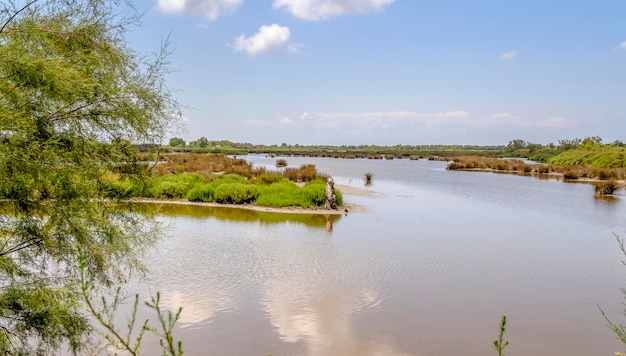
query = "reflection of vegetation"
xmin=137 ymin=203 xmax=342 ymax=229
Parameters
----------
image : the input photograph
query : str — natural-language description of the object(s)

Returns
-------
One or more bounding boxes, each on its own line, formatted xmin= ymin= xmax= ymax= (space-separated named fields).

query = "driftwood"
xmin=324 ymin=178 xmax=336 ymax=210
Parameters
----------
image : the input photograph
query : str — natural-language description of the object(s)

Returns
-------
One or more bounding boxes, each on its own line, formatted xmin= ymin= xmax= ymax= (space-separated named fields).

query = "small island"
xmin=106 ymin=153 xmax=350 ymax=214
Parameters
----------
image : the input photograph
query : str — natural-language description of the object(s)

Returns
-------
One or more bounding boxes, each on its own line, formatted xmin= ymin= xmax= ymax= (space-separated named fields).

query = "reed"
xmin=364 ymin=172 xmax=373 ymax=186
xmin=594 ymin=180 xmax=619 ymax=196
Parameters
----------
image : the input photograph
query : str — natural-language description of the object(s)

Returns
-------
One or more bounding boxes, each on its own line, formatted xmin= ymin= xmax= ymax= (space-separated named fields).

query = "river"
xmin=133 ymin=154 xmax=626 ymax=356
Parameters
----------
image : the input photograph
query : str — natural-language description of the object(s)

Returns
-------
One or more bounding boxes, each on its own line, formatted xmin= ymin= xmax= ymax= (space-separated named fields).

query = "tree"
xmin=506 ymin=139 xmax=527 ymax=152
xmin=169 ymin=137 xmax=186 ymax=147
xmin=0 ymin=0 xmax=180 ymax=353
xmin=189 ymin=136 xmax=208 ymax=148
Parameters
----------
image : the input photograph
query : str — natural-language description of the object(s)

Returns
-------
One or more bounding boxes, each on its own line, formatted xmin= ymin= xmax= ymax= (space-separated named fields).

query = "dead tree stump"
xmin=324 ymin=178 xmax=336 ymax=210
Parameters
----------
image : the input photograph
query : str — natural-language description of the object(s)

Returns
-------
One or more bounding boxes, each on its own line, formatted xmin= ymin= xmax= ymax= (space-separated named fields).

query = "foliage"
xmin=494 ymin=315 xmax=509 ymax=356
xmin=213 ymin=183 xmax=259 ymax=204
xmin=78 ymin=247 xmax=182 ymax=355
xmin=186 ymin=184 xmax=216 ymax=202
xmin=0 ymin=0 xmax=179 ymax=352
xmin=600 ymin=234 xmax=626 ymax=356
xmin=168 ymin=137 xmax=186 ymax=147
xmin=189 ymin=136 xmax=209 ymax=148
xmin=151 ymin=173 xmax=206 ymax=199
xmin=547 ymin=145 xmax=626 ymax=169
xmin=255 ymin=180 xmax=306 ymax=207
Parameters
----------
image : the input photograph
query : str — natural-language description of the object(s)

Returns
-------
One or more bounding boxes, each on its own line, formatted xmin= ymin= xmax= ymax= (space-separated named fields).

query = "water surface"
xmin=135 ymin=155 xmax=626 ymax=356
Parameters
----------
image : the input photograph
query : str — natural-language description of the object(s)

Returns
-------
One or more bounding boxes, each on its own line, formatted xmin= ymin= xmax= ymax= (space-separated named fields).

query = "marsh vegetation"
xmin=107 ymin=154 xmax=343 ymax=209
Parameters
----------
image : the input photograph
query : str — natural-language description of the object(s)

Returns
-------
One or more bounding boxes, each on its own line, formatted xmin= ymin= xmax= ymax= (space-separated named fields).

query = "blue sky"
xmin=128 ymin=0 xmax=626 ymax=145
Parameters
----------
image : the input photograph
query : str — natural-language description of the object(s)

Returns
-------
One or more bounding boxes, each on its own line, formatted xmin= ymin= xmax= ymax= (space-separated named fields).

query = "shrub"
xmin=213 ymin=183 xmax=259 ymax=204
xmin=253 ymin=172 xmax=285 ymax=185
xmin=186 ymin=184 xmax=215 ymax=202
xmin=299 ymin=164 xmax=318 ymax=182
xmin=595 ymin=180 xmax=618 ymax=196
xmin=276 ymin=159 xmax=288 ymax=167
xmin=208 ymin=174 xmax=246 ymax=187
xmin=256 ymin=180 xmax=305 ymax=207
xmin=302 ymin=180 xmax=327 ymax=206
xmin=151 ymin=180 xmax=188 ymax=199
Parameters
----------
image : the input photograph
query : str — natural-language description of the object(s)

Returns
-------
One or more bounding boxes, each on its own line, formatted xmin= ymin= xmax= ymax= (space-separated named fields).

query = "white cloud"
xmin=273 ymin=0 xmax=395 ymax=20
xmin=279 ymin=117 xmax=294 ymax=124
xmin=287 ymin=43 xmax=304 ymax=53
xmin=156 ymin=0 xmax=242 ymax=20
xmin=490 ymin=113 xmax=577 ymax=128
xmin=618 ymin=41 xmax=626 ymax=50
xmin=300 ymin=111 xmax=471 ymax=129
xmin=490 ymin=112 xmax=519 ymax=120
xmin=234 ymin=24 xmax=292 ymax=56
xmin=500 ymin=50 xmax=518 ymax=60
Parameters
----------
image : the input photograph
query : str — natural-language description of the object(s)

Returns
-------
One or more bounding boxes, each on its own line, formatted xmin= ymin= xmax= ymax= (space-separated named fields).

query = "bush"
xmin=213 ymin=183 xmax=259 ymax=204
xmin=186 ymin=184 xmax=215 ymax=202
xmin=151 ymin=180 xmax=188 ymax=199
xmin=256 ymin=180 xmax=305 ymax=207
xmin=150 ymin=173 xmax=207 ymax=199
xmin=302 ymin=180 xmax=327 ymax=206
xmin=595 ymin=180 xmax=619 ymax=196
xmin=208 ymin=174 xmax=246 ymax=187
xmin=253 ymin=173 xmax=285 ymax=185
xmin=276 ymin=159 xmax=288 ymax=167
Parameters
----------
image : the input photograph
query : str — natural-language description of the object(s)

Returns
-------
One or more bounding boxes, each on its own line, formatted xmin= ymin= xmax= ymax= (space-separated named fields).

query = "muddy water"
xmin=134 ymin=155 xmax=626 ymax=356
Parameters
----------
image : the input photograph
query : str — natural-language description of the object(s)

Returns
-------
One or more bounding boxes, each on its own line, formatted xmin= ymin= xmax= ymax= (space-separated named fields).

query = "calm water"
xmin=134 ymin=155 xmax=626 ymax=356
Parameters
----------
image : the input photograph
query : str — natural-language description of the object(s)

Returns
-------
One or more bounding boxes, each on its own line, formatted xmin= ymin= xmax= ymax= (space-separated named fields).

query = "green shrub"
xmin=334 ymin=188 xmax=343 ymax=206
xmin=208 ymin=174 xmax=246 ymax=187
xmin=256 ymin=180 xmax=304 ymax=207
xmin=213 ymin=183 xmax=259 ymax=204
xmin=150 ymin=173 xmax=207 ymax=199
xmin=186 ymin=184 xmax=215 ymax=202
xmin=302 ymin=180 xmax=326 ymax=206
xmin=151 ymin=180 xmax=188 ymax=198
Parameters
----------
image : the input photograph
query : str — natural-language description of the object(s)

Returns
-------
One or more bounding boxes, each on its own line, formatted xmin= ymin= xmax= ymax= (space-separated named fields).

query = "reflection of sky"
xmin=257 ymin=233 xmax=407 ymax=356
xmin=159 ymin=290 xmax=233 ymax=326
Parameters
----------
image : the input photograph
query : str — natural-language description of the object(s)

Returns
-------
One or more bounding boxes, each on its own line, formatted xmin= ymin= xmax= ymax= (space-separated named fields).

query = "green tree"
xmin=169 ymin=137 xmax=186 ymax=147
xmin=0 ymin=0 xmax=179 ymax=353
xmin=189 ymin=136 xmax=208 ymax=148
xmin=506 ymin=139 xmax=527 ymax=152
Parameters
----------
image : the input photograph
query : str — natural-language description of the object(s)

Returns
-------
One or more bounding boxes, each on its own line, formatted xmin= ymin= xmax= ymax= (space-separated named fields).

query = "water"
xmin=133 ymin=155 xmax=626 ymax=355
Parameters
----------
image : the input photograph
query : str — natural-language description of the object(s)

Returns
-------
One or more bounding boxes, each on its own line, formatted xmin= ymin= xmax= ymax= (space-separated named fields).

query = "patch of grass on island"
xmin=104 ymin=154 xmax=342 ymax=209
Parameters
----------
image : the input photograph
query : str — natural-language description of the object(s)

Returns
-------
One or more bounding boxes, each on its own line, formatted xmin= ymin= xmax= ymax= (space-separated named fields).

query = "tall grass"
xmin=446 ymin=156 xmax=625 ymax=181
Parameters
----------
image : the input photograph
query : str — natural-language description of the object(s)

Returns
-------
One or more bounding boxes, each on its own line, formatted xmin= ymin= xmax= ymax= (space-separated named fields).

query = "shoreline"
xmin=126 ymin=184 xmax=370 ymax=215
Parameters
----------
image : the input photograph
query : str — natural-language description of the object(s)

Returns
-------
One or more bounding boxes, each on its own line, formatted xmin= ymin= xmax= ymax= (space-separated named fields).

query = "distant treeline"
xmin=154 ymin=136 xmax=625 ymax=168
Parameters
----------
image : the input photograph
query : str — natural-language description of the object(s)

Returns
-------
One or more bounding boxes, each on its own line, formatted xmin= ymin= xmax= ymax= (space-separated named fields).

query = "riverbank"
xmin=126 ymin=184 xmax=369 ymax=215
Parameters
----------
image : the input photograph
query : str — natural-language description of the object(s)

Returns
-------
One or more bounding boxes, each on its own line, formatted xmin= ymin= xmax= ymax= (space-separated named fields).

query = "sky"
xmin=127 ymin=0 xmax=626 ymax=146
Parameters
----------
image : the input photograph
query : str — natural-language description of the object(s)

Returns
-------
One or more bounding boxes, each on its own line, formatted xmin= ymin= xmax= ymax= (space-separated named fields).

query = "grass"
xmin=494 ymin=315 xmax=509 ymax=356
xmin=547 ymin=145 xmax=626 ymax=168
xmin=364 ymin=172 xmax=373 ymax=186
xmin=445 ymin=155 xmax=625 ymax=181
xmin=594 ymin=180 xmax=619 ymax=196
